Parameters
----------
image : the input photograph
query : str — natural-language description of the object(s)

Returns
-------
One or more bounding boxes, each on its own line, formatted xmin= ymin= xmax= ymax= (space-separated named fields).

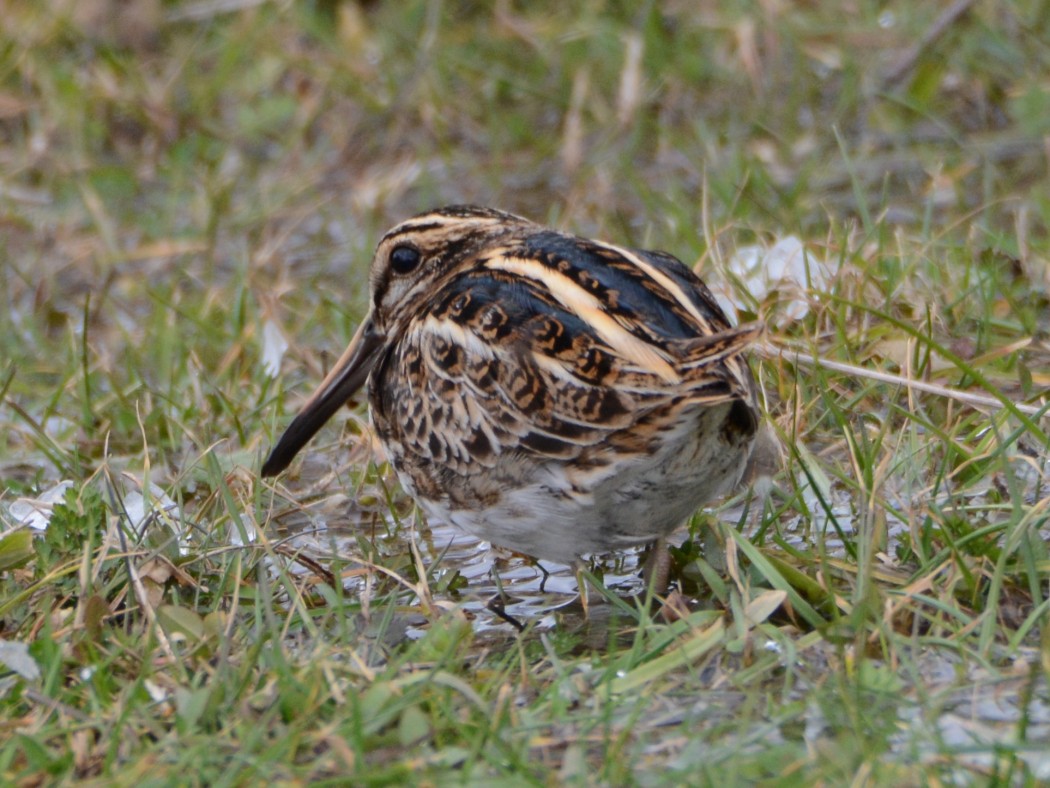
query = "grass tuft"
xmin=1 ymin=1 xmax=1048 ymax=782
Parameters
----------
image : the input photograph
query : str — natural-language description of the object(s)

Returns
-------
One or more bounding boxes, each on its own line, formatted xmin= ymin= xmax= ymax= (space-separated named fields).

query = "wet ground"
xmin=266 ymin=485 xmax=659 ymax=638
xmin=4 ymin=451 xmax=1048 ymax=776
xmin=262 ymin=484 xmax=1050 ymax=778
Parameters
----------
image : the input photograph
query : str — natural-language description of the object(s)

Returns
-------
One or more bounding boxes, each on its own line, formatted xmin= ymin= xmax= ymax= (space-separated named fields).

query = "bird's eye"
xmin=390 ymin=245 xmax=422 ymax=275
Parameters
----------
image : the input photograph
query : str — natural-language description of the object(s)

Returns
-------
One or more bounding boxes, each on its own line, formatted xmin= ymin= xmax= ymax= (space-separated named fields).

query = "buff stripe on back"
xmin=484 ymin=253 xmax=681 ymax=384
xmin=590 ymin=239 xmax=718 ymax=333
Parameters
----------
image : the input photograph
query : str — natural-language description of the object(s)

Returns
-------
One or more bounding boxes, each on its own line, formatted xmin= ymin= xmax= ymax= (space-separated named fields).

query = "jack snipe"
xmin=263 ymin=206 xmax=761 ymax=566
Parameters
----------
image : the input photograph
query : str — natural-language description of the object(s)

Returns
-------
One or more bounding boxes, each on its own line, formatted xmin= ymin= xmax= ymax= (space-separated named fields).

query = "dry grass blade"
xmin=758 ymin=342 xmax=1048 ymax=419
xmin=880 ymin=0 xmax=980 ymax=90
xmin=3 ymin=2 xmax=1048 ymax=784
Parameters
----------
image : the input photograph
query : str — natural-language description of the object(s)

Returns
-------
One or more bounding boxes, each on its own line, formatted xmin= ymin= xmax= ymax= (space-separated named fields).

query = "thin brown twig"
xmin=881 ymin=0 xmax=979 ymax=90
xmin=165 ymin=0 xmax=271 ymax=23
xmin=757 ymin=342 xmax=1048 ymax=418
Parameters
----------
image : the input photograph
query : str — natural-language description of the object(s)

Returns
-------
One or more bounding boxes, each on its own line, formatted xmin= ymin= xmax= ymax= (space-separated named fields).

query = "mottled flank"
xmin=264 ymin=206 xmax=762 ymax=561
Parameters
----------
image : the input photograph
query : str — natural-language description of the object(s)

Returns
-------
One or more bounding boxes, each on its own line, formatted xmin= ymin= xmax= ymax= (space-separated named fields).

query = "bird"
xmin=262 ymin=205 xmax=761 ymax=586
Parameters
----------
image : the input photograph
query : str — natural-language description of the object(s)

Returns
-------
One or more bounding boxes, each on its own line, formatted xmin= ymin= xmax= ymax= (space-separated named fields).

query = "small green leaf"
xmin=609 ymin=618 xmax=724 ymax=694
xmin=175 ymin=687 xmax=209 ymax=731
xmin=0 ymin=530 xmax=35 ymax=571
xmin=743 ymin=589 xmax=787 ymax=628
xmin=157 ymin=605 xmax=206 ymax=640
xmin=397 ymin=704 xmax=430 ymax=747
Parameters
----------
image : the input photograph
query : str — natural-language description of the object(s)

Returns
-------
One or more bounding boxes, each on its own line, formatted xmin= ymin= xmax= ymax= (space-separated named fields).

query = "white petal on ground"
xmin=718 ymin=235 xmax=831 ymax=325
xmin=0 ymin=639 xmax=41 ymax=681
xmin=122 ymin=484 xmax=186 ymax=554
xmin=123 ymin=486 xmax=178 ymax=531
xmin=7 ymin=480 xmax=75 ymax=532
xmin=143 ymin=679 xmax=168 ymax=702
xmin=229 ymin=515 xmax=258 ymax=547
xmin=261 ymin=319 xmax=289 ymax=378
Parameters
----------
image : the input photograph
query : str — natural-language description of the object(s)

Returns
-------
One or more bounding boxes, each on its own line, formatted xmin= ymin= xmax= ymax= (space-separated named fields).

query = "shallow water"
xmin=268 ymin=488 xmax=659 ymax=636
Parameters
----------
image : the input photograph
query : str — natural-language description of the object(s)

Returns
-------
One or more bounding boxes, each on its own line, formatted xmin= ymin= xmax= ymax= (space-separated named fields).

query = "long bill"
xmin=261 ymin=315 xmax=384 ymax=477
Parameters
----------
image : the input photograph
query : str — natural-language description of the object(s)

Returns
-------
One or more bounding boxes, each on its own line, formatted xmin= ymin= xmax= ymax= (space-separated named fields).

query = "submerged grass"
xmin=1 ymin=0 xmax=1049 ymax=783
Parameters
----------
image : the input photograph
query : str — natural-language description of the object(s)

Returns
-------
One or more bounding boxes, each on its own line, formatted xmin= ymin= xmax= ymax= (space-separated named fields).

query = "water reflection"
xmin=268 ymin=487 xmax=667 ymax=634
